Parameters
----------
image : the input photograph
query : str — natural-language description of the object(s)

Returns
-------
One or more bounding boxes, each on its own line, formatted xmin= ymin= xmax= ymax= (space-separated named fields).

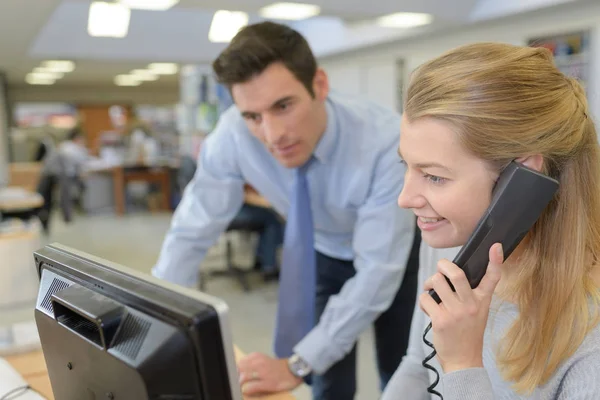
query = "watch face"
xmin=289 ymin=355 xmax=311 ymax=377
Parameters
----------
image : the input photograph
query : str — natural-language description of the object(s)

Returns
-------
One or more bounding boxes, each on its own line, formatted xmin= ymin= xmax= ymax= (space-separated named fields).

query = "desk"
xmin=244 ymin=185 xmax=271 ymax=209
xmin=244 ymin=190 xmax=271 ymax=209
xmin=113 ymin=165 xmax=172 ymax=215
xmin=6 ymin=348 xmax=295 ymax=400
xmin=8 ymin=163 xmax=43 ymax=193
xmin=0 ymin=189 xmax=43 ymax=343
xmin=5 ymin=351 xmax=51 ymax=399
xmin=88 ymin=166 xmax=270 ymax=215
xmin=87 ymin=165 xmax=172 ymax=216
xmin=0 ymin=187 xmax=43 ymax=213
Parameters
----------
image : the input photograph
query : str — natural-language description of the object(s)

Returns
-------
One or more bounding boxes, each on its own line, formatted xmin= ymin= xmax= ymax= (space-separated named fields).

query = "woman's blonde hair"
xmin=404 ymin=42 xmax=600 ymax=393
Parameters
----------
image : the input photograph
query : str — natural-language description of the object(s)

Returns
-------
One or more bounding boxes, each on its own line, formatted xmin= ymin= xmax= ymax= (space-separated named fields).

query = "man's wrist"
xmin=287 ymin=354 xmax=313 ymax=378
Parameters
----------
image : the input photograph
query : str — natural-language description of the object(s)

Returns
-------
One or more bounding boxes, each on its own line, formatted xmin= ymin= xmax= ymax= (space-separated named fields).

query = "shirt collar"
xmin=312 ymin=98 xmax=338 ymax=164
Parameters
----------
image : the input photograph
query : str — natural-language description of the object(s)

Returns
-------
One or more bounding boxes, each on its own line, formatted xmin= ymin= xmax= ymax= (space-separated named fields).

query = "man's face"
xmin=231 ymin=62 xmax=329 ymax=168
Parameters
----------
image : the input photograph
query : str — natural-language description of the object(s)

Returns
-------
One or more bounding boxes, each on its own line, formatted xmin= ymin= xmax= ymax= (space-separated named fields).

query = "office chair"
xmin=177 ymin=156 xmax=270 ymax=292
xmin=200 ymin=217 xmax=264 ymax=292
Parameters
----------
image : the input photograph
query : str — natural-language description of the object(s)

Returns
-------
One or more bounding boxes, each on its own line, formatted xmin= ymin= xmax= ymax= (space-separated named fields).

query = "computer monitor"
xmin=32 ymin=243 xmax=243 ymax=400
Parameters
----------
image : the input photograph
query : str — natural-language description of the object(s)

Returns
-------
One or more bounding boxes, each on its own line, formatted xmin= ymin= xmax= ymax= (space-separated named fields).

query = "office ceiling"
xmin=0 ymin=0 xmax=583 ymax=89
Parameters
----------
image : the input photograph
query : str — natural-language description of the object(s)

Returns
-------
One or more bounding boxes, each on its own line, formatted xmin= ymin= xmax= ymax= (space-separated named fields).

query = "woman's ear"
xmin=515 ymin=154 xmax=544 ymax=172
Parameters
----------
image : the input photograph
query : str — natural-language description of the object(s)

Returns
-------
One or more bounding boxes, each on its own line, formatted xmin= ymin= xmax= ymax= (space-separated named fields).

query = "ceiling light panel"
xmin=119 ymin=0 xmax=179 ymax=10
xmin=259 ymin=2 xmax=320 ymax=20
xmin=208 ymin=10 xmax=248 ymax=43
xmin=376 ymin=12 xmax=433 ymax=28
xmin=88 ymin=2 xmax=131 ymax=38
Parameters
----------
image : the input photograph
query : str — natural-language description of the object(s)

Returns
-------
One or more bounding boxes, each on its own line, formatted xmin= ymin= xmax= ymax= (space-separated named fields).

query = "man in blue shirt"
xmin=152 ymin=21 xmax=419 ymax=399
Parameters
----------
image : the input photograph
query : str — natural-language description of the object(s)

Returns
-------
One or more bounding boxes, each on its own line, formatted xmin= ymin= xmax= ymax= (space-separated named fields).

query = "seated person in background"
xmin=37 ymin=127 xmax=89 ymax=232
xmin=123 ymin=120 xmax=161 ymax=207
xmin=34 ymin=131 xmax=57 ymax=162
xmin=177 ymin=155 xmax=283 ymax=279
xmin=235 ymin=199 xmax=284 ymax=281
xmin=125 ymin=120 xmax=159 ymax=166
xmin=382 ymin=42 xmax=600 ymax=399
xmin=58 ymin=127 xmax=89 ymax=175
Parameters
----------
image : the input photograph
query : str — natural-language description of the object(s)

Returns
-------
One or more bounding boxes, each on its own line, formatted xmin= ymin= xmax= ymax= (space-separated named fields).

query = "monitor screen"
xmin=33 ymin=243 xmax=243 ymax=400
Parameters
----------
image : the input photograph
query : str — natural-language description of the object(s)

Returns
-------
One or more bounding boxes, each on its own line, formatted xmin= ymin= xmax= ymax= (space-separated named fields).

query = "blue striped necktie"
xmin=274 ymin=161 xmax=316 ymax=358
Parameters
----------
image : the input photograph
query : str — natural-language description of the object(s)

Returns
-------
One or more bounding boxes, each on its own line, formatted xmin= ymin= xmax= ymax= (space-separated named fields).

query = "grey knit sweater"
xmin=381 ymin=243 xmax=600 ymax=400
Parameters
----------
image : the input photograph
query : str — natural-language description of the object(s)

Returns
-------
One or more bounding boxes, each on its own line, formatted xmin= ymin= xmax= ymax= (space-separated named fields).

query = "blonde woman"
xmin=382 ymin=42 xmax=600 ymax=399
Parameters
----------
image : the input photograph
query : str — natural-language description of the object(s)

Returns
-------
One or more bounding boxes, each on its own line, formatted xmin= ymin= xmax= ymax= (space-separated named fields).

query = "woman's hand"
xmin=419 ymin=243 xmax=504 ymax=373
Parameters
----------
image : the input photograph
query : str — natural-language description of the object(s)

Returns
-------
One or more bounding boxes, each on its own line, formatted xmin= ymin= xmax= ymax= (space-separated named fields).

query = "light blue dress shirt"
xmin=152 ymin=91 xmax=416 ymax=373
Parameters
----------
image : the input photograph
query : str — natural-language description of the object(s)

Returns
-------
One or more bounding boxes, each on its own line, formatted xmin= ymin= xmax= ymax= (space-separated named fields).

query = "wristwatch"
xmin=288 ymin=354 xmax=313 ymax=378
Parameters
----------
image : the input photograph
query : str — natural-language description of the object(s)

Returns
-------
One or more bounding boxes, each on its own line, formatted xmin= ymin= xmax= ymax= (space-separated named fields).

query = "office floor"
xmin=42 ymin=212 xmax=383 ymax=400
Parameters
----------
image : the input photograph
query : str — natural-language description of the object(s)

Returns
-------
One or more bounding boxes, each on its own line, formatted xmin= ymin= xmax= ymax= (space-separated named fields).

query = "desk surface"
xmin=244 ymin=190 xmax=271 ymax=209
xmin=6 ymin=348 xmax=295 ymax=400
xmin=0 ymin=187 xmax=43 ymax=211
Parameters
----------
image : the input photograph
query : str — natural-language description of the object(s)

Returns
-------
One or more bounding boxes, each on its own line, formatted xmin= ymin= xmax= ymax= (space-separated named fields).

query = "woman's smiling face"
xmin=396 ymin=115 xmax=498 ymax=248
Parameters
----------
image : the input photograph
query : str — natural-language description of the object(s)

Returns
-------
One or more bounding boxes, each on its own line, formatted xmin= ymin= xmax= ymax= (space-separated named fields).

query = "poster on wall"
xmin=527 ymin=30 xmax=590 ymax=92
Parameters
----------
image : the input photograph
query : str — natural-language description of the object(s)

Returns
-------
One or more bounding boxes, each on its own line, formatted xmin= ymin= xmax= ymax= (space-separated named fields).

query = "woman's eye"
xmin=425 ymin=174 xmax=446 ymax=185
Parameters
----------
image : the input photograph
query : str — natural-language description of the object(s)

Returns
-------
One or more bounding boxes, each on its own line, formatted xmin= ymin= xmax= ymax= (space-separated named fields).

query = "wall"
xmin=7 ymin=84 xmax=179 ymax=106
xmin=0 ymin=72 xmax=10 ymax=186
xmin=77 ymin=104 xmax=133 ymax=156
xmin=320 ymin=1 xmax=600 ymax=120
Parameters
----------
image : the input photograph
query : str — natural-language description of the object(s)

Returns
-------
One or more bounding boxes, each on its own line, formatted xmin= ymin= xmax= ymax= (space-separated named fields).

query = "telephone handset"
xmin=428 ymin=161 xmax=559 ymax=303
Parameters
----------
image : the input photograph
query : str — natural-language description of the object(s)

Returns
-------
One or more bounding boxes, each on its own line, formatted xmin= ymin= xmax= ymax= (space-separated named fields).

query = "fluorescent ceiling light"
xmin=41 ymin=60 xmax=75 ymax=73
xmin=88 ymin=2 xmax=131 ymax=38
xmin=30 ymin=70 xmax=64 ymax=80
xmin=376 ymin=12 xmax=433 ymax=28
xmin=259 ymin=2 xmax=320 ymax=20
xmin=119 ymin=0 xmax=179 ymax=10
xmin=208 ymin=10 xmax=248 ymax=43
xmin=115 ymin=74 xmax=141 ymax=86
xmin=26 ymin=74 xmax=55 ymax=85
xmin=130 ymin=69 xmax=159 ymax=81
xmin=148 ymin=63 xmax=179 ymax=75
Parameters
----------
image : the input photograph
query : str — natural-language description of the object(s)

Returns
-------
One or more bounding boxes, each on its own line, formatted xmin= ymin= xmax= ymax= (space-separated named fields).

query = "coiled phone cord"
xmin=422 ymin=321 xmax=443 ymax=399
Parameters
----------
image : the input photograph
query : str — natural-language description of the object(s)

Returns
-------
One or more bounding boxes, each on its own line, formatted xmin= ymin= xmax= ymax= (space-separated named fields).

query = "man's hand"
xmin=237 ymin=352 xmax=303 ymax=396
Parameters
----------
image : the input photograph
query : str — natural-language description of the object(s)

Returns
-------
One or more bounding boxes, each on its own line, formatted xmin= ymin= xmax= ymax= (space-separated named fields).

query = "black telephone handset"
xmin=429 ymin=161 xmax=559 ymax=303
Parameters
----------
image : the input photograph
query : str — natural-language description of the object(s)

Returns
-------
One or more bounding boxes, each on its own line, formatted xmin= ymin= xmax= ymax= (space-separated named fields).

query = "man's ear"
xmin=312 ymin=68 xmax=329 ymax=101
xmin=515 ymin=154 xmax=544 ymax=172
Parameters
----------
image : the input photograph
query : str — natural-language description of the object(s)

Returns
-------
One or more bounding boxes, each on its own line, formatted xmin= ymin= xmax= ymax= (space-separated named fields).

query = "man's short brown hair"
xmin=212 ymin=22 xmax=318 ymax=97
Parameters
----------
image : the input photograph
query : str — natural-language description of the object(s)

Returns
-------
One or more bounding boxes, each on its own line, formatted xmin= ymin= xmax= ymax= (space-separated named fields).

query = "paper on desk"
xmin=0 ymin=358 xmax=46 ymax=399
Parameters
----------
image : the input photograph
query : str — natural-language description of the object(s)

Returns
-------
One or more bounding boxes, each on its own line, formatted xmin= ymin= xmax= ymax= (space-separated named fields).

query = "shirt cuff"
xmin=293 ymin=324 xmax=344 ymax=374
xmin=442 ymin=368 xmax=494 ymax=400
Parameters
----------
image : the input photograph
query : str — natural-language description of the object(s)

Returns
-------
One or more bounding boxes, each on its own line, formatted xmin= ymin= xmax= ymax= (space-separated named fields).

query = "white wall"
xmin=320 ymin=1 xmax=600 ymax=120
xmin=0 ymin=72 xmax=9 ymax=186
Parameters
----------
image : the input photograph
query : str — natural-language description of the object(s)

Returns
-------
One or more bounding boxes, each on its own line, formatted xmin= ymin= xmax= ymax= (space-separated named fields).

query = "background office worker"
xmin=151 ymin=22 xmax=419 ymax=399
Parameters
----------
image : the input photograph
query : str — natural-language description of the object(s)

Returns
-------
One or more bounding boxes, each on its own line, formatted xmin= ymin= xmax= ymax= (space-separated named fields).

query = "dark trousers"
xmin=36 ymin=174 xmax=85 ymax=234
xmin=233 ymin=204 xmax=284 ymax=269
xmin=312 ymin=225 xmax=421 ymax=400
